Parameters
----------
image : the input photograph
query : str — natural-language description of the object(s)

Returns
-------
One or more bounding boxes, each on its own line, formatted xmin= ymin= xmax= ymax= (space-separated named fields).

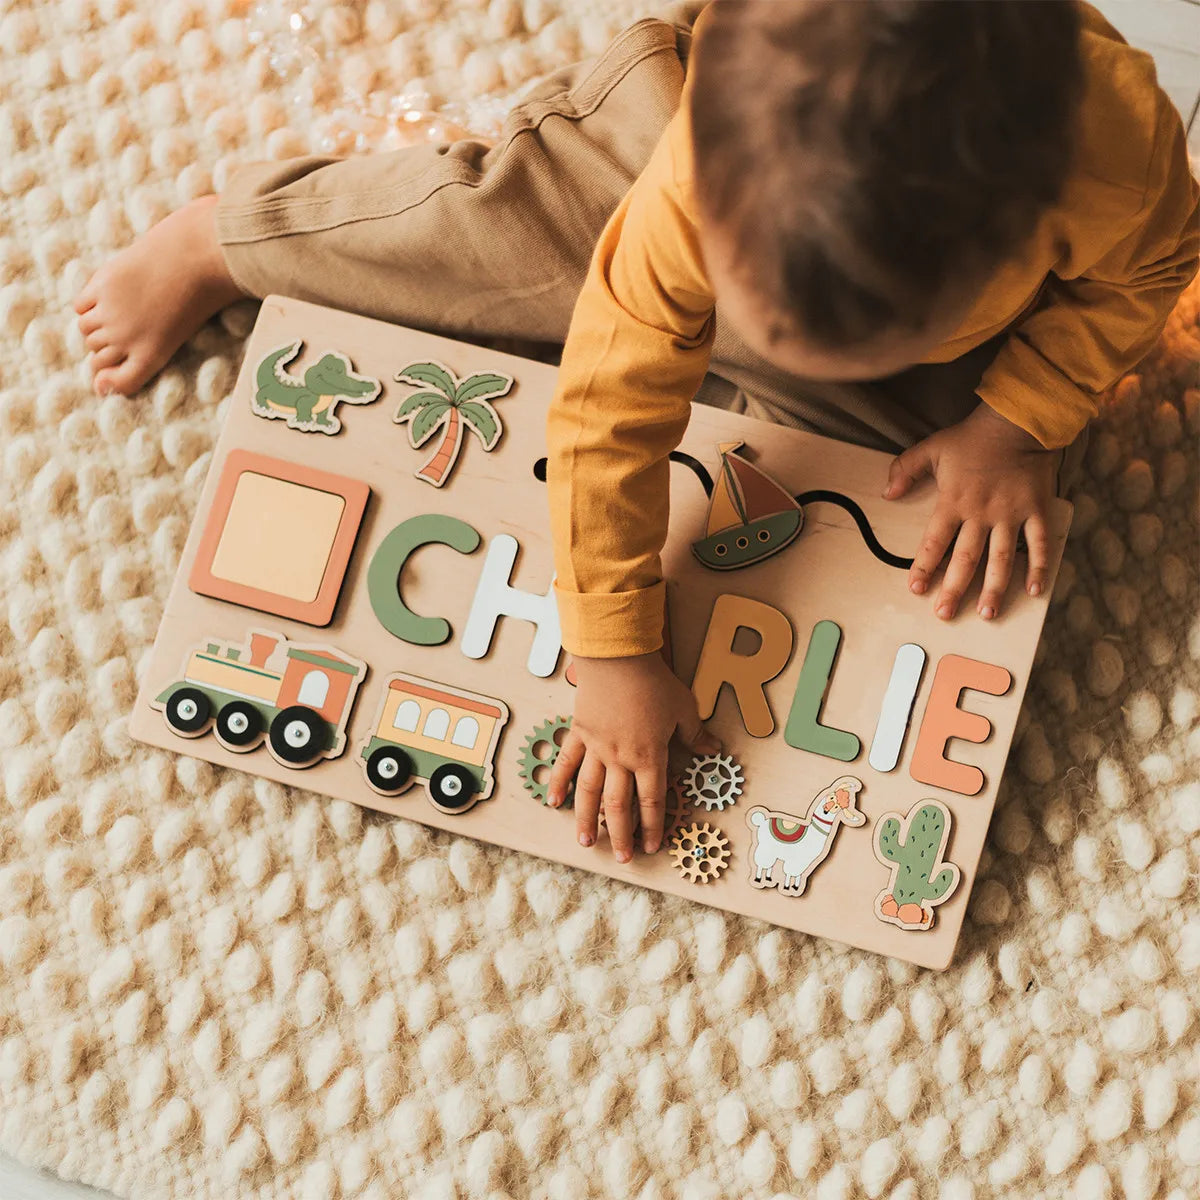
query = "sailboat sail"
xmin=693 ymin=441 xmax=804 ymax=571
xmin=706 ymin=455 xmax=746 ymax=536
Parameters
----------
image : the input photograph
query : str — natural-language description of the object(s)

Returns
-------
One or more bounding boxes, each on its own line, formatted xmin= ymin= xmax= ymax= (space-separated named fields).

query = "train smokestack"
xmin=248 ymin=633 xmax=277 ymax=667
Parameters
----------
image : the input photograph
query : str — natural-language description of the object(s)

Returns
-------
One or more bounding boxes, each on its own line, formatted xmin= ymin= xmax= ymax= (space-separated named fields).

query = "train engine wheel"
xmin=427 ymin=764 xmax=478 ymax=814
xmin=365 ymin=745 xmax=414 ymax=795
xmin=215 ymin=701 xmax=264 ymax=751
xmin=268 ymin=706 xmax=326 ymax=767
xmin=163 ymin=687 xmax=212 ymax=737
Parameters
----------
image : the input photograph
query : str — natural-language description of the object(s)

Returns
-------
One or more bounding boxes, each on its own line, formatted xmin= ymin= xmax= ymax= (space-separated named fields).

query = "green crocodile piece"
xmin=252 ymin=340 xmax=382 ymax=434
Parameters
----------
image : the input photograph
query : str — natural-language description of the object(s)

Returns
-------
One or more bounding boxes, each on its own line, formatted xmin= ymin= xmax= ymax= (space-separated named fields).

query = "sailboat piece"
xmin=691 ymin=441 xmax=804 ymax=570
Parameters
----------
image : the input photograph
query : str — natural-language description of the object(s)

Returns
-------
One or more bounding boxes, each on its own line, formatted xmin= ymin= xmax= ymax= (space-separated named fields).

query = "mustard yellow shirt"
xmin=547 ymin=4 xmax=1200 ymax=659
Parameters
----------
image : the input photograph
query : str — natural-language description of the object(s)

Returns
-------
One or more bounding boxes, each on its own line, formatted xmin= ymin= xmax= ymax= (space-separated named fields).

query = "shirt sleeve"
xmin=978 ymin=103 xmax=1200 ymax=449
xmin=546 ymin=109 xmax=716 ymax=658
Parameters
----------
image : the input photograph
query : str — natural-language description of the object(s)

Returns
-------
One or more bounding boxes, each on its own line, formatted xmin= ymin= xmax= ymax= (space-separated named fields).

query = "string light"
xmin=244 ymin=0 xmax=515 ymax=155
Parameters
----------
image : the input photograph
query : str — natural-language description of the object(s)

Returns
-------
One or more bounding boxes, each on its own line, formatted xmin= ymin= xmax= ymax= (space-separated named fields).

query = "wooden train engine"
xmin=153 ymin=632 xmax=365 ymax=768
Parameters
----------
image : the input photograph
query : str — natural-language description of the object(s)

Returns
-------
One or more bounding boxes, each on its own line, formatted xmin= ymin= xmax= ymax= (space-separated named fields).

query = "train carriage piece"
xmin=153 ymin=631 xmax=366 ymax=768
xmin=360 ymin=673 xmax=510 ymax=814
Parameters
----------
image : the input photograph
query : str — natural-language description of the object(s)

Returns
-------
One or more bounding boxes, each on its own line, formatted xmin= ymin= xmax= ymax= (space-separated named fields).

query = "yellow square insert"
xmin=210 ymin=473 xmax=346 ymax=602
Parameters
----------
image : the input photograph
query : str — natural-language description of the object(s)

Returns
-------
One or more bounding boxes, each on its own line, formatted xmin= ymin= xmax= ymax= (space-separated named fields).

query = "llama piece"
xmin=873 ymin=800 xmax=961 ymax=931
xmin=745 ymin=776 xmax=864 ymax=896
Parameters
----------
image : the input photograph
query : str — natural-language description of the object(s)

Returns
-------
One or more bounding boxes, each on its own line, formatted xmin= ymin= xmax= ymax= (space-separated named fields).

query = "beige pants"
xmin=216 ymin=3 xmax=1084 ymax=487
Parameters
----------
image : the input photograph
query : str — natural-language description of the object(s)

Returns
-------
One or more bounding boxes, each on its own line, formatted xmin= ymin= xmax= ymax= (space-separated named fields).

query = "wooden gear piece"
xmin=518 ymin=715 xmax=574 ymax=806
xmin=745 ymin=776 xmax=864 ymax=897
xmin=682 ymin=751 xmax=745 ymax=811
xmin=669 ymin=821 xmax=732 ymax=884
xmin=393 ymin=360 xmax=514 ymax=488
xmin=151 ymin=630 xmax=367 ymax=769
xmin=872 ymin=800 xmax=961 ymax=931
xmin=358 ymin=672 xmax=510 ymax=815
xmin=253 ymin=341 xmax=382 ymax=434
xmin=189 ymin=450 xmax=370 ymax=627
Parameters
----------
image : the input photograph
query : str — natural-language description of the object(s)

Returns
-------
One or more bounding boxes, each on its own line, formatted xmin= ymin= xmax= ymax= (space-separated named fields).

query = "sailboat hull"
xmin=691 ymin=509 xmax=804 ymax=571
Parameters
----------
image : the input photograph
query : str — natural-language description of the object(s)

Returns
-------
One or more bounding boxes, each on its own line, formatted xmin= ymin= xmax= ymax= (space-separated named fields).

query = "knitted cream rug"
xmin=1 ymin=2 xmax=1197 ymax=1198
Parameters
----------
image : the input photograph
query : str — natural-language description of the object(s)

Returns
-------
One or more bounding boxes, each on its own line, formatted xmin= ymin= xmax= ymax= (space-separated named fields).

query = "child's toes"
xmin=73 ymin=283 xmax=98 ymax=315
xmin=78 ymin=309 xmax=103 ymax=337
xmin=97 ymin=353 xmax=150 ymax=397
xmin=84 ymin=328 xmax=110 ymax=351
xmin=89 ymin=345 xmax=125 ymax=372
xmin=93 ymin=360 xmax=130 ymax=396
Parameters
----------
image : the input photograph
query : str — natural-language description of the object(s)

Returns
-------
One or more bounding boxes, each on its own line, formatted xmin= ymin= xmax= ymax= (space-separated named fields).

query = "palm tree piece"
xmin=393 ymin=360 xmax=515 ymax=488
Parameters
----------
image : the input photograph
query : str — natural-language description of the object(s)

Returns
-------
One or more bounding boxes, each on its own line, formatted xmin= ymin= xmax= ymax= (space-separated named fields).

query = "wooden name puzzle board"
xmin=130 ymin=296 xmax=1072 ymax=969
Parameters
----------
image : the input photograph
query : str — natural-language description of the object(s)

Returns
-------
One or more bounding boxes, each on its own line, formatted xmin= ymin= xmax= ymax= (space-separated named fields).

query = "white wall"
xmin=1089 ymin=0 xmax=1200 ymax=154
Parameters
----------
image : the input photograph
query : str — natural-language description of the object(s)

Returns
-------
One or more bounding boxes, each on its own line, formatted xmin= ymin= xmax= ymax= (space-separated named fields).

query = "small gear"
xmin=665 ymin=780 xmax=689 ymax=839
xmin=598 ymin=777 xmax=690 ymax=846
xmin=682 ymin=752 xmax=745 ymax=810
xmin=518 ymin=716 xmax=573 ymax=805
xmin=669 ymin=821 xmax=732 ymax=884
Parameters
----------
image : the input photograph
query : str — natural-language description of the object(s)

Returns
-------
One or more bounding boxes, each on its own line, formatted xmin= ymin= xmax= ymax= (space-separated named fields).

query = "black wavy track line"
xmin=532 ymin=451 xmax=712 ymax=489
xmin=793 ymin=490 xmax=913 ymax=570
xmin=531 ymin=455 xmax=912 ymax=569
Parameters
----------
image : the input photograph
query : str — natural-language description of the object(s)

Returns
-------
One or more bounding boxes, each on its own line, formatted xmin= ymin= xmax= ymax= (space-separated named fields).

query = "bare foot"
xmin=74 ymin=196 xmax=246 ymax=396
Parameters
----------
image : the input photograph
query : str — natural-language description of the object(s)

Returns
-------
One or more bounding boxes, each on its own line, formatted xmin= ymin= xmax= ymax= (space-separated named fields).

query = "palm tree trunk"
xmin=417 ymin=406 xmax=462 ymax=486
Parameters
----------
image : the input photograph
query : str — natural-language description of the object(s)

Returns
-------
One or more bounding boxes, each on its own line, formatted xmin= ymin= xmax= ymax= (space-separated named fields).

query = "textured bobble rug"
xmin=1 ymin=2 xmax=1198 ymax=1198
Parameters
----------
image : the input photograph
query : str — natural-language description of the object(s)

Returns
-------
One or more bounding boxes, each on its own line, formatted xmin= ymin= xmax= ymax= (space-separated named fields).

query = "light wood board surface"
xmin=129 ymin=297 xmax=1071 ymax=970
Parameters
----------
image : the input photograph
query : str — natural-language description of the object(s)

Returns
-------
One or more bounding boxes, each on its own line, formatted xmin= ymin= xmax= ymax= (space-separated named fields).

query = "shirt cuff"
xmin=554 ymin=581 xmax=667 ymax=658
xmin=976 ymin=337 xmax=1099 ymax=450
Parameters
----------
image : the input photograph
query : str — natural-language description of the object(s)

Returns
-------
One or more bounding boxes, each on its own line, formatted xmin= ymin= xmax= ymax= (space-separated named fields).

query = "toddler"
xmin=76 ymin=2 xmax=1198 ymax=866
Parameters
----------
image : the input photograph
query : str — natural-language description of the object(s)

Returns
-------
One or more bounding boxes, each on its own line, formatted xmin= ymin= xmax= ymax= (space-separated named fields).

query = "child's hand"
xmin=547 ymin=652 xmax=719 ymax=863
xmin=882 ymin=402 xmax=1059 ymax=620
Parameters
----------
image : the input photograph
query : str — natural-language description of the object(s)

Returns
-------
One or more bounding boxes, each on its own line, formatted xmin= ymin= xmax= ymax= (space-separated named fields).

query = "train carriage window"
xmin=392 ymin=699 xmax=421 ymax=732
xmin=452 ymin=716 xmax=479 ymax=749
xmin=423 ymin=708 xmax=450 ymax=740
xmin=298 ymin=670 xmax=330 ymax=707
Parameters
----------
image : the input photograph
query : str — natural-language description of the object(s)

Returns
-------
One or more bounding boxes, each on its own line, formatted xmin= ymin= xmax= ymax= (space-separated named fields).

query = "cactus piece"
xmin=872 ymin=800 xmax=961 ymax=931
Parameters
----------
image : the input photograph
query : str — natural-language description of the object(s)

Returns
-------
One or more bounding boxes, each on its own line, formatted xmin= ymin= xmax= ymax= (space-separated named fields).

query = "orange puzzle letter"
xmin=910 ymin=654 xmax=1013 ymax=796
xmin=691 ymin=595 xmax=794 ymax=737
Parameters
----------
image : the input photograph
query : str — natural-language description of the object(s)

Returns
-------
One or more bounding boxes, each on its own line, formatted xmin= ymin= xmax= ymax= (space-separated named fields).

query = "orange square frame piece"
xmin=190 ymin=449 xmax=370 ymax=626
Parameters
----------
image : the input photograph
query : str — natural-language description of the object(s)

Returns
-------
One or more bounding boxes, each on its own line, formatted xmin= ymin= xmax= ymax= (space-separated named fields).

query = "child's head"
xmin=689 ymin=0 xmax=1084 ymax=381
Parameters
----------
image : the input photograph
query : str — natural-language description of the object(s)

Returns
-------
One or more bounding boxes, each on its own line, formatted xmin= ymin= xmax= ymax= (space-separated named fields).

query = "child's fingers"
xmin=935 ymin=520 xmax=987 ymax=619
xmin=601 ymin=766 xmax=636 ymax=864
xmin=574 ymin=752 xmax=605 ymax=848
xmin=1024 ymin=514 xmax=1050 ymax=597
xmin=978 ymin=524 xmax=1017 ymax=619
xmin=883 ymin=442 xmax=933 ymax=500
xmin=635 ymin=763 xmax=668 ymax=855
xmin=546 ymin=729 xmax=584 ymax=808
xmin=908 ymin=508 xmax=958 ymax=596
xmin=675 ymin=708 xmax=720 ymax=756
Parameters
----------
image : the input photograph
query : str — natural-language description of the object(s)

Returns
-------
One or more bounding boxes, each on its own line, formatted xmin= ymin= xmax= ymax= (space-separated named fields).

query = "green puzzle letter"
xmin=367 ymin=514 xmax=481 ymax=645
xmin=784 ymin=619 xmax=861 ymax=762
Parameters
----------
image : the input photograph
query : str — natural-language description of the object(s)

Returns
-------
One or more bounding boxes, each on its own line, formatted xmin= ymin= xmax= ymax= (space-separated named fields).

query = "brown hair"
xmin=689 ymin=0 xmax=1085 ymax=349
